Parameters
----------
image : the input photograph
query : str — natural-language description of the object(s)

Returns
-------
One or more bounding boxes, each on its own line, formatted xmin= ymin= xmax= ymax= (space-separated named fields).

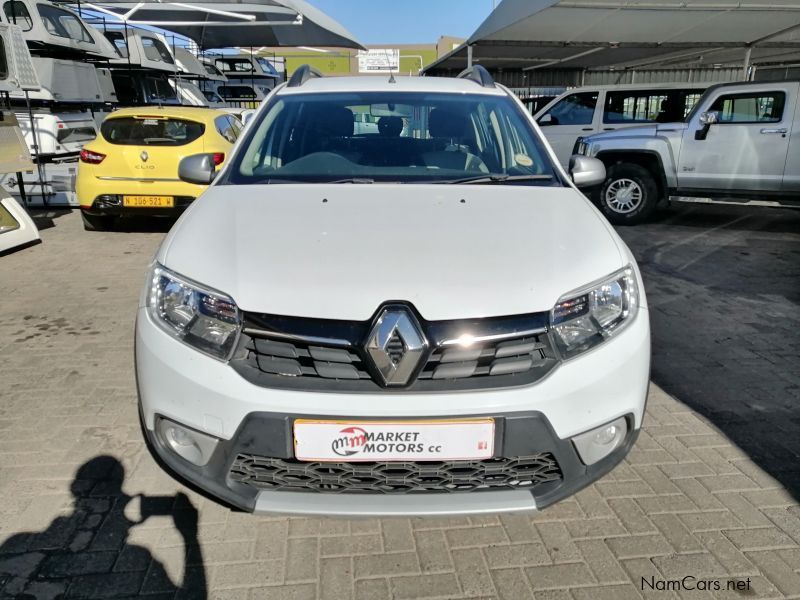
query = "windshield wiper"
xmin=442 ymin=174 xmax=554 ymax=185
xmin=328 ymin=177 xmax=375 ymax=184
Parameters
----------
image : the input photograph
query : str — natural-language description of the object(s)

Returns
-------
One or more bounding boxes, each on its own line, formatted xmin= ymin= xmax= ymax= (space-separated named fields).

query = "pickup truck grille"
xmin=229 ymin=453 xmax=562 ymax=494
xmin=230 ymin=308 xmax=558 ymax=392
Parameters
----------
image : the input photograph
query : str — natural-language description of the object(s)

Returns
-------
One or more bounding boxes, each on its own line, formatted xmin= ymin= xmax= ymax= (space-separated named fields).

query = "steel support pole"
xmin=743 ymin=47 xmax=752 ymax=81
xmin=24 ymin=91 xmax=48 ymax=208
xmin=467 ymin=45 xmax=473 ymax=69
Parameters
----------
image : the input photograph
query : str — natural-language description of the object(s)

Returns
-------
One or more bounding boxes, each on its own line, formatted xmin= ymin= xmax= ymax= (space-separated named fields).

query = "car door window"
xmin=544 ymin=92 xmax=597 ymax=126
xmin=709 ymin=92 xmax=786 ymax=123
xmin=604 ymin=90 xmax=671 ymax=124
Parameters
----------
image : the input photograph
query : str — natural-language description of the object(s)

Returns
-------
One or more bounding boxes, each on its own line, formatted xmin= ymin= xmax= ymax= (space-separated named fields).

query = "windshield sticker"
xmin=515 ymin=153 xmax=534 ymax=167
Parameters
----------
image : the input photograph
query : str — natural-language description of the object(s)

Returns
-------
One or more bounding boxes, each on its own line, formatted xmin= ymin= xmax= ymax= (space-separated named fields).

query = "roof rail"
xmin=287 ymin=64 xmax=323 ymax=88
xmin=457 ymin=65 xmax=495 ymax=88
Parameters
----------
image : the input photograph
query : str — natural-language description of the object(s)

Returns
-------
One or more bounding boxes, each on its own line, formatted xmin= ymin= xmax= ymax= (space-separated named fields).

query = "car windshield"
xmin=227 ymin=91 xmax=561 ymax=185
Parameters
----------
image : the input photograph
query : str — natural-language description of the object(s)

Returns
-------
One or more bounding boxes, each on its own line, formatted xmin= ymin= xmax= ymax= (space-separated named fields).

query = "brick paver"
xmin=1 ymin=208 xmax=798 ymax=599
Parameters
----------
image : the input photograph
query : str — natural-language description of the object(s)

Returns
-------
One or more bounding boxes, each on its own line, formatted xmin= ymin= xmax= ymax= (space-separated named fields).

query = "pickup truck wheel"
xmin=81 ymin=211 xmax=116 ymax=232
xmin=599 ymin=164 xmax=659 ymax=225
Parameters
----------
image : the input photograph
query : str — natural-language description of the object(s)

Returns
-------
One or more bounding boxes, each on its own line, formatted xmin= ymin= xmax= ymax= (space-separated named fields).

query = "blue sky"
xmin=307 ymin=0 xmax=496 ymax=44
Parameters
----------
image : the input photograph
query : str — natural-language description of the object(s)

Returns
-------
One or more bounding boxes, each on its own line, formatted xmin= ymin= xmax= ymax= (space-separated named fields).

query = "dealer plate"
xmin=294 ymin=419 xmax=495 ymax=462
xmin=123 ymin=195 xmax=174 ymax=208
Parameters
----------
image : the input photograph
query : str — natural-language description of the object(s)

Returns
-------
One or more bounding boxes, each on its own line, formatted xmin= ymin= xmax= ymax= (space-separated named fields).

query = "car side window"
xmin=543 ymin=92 xmax=598 ymax=126
xmin=215 ymin=116 xmax=237 ymax=143
xmin=228 ymin=116 xmax=243 ymax=138
xmin=709 ymin=92 xmax=786 ymax=123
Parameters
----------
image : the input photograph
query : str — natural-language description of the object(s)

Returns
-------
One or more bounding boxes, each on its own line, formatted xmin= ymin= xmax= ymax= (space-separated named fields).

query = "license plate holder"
xmin=294 ymin=418 xmax=495 ymax=462
xmin=122 ymin=195 xmax=174 ymax=208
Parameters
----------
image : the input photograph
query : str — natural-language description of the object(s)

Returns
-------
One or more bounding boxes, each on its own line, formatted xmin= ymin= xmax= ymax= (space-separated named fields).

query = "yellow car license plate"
xmin=123 ymin=195 xmax=174 ymax=208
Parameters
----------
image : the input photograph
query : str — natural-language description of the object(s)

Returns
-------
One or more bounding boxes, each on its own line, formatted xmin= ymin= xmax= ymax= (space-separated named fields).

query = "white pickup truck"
xmin=574 ymin=80 xmax=800 ymax=224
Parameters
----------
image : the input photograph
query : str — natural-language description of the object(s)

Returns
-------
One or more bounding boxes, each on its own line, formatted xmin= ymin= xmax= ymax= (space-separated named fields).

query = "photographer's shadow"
xmin=0 ymin=455 xmax=207 ymax=599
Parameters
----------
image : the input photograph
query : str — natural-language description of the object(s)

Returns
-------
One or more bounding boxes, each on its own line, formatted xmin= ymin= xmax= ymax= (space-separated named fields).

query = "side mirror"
xmin=695 ymin=111 xmax=719 ymax=141
xmin=569 ymin=155 xmax=606 ymax=188
xmin=538 ymin=113 xmax=554 ymax=126
xmin=241 ymin=109 xmax=256 ymax=126
xmin=699 ymin=111 xmax=719 ymax=126
xmin=179 ymin=153 xmax=217 ymax=185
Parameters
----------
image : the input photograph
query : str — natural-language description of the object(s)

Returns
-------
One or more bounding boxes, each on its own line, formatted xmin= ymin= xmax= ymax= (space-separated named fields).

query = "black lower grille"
xmin=229 ymin=454 xmax=563 ymax=494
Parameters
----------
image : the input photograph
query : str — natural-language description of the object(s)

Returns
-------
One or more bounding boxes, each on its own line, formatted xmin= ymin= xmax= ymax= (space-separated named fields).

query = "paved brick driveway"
xmin=1 ymin=207 xmax=799 ymax=599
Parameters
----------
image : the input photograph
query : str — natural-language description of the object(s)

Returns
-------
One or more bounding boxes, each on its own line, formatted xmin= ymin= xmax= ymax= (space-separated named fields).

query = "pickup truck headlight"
xmin=146 ymin=264 xmax=241 ymax=360
xmin=573 ymin=137 xmax=589 ymax=156
xmin=551 ymin=267 xmax=639 ymax=359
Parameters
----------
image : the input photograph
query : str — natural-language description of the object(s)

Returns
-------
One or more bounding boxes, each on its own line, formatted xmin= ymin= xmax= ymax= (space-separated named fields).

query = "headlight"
xmin=146 ymin=264 xmax=241 ymax=360
xmin=551 ymin=266 xmax=639 ymax=359
xmin=573 ymin=137 xmax=589 ymax=156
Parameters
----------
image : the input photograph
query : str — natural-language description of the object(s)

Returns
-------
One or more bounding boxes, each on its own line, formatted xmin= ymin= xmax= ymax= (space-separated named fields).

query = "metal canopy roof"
xmin=81 ymin=1 xmax=365 ymax=50
xmin=424 ymin=0 xmax=800 ymax=74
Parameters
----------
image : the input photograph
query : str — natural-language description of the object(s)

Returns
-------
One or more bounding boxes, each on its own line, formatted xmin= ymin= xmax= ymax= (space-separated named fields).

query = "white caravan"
xmin=104 ymin=28 xmax=178 ymax=73
xmin=1 ymin=0 xmax=117 ymax=59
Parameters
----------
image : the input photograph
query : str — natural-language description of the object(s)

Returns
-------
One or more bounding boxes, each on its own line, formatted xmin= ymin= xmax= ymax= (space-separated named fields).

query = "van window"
xmin=0 ymin=38 xmax=7 ymax=80
xmin=203 ymin=63 xmax=224 ymax=77
xmin=37 ymin=4 xmax=94 ymax=43
xmin=216 ymin=59 xmax=255 ymax=73
xmin=709 ymin=92 xmax=786 ymax=123
xmin=103 ymin=31 xmax=128 ymax=58
xmin=144 ymin=76 xmax=177 ymax=102
xmin=604 ymin=90 xmax=704 ymax=124
xmin=110 ymin=72 xmax=137 ymax=104
xmin=141 ymin=37 xmax=174 ymax=64
xmin=543 ymin=92 xmax=597 ymax=126
xmin=218 ymin=85 xmax=257 ymax=99
xmin=57 ymin=124 xmax=97 ymax=145
xmin=4 ymin=1 xmax=33 ymax=31
xmin=101 ymin=117 xmax=205 ymax=146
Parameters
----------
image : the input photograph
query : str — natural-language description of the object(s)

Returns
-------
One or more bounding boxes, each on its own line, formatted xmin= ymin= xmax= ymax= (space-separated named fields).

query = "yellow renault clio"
xmin=77 ymin=107 xmax=242 ymax=231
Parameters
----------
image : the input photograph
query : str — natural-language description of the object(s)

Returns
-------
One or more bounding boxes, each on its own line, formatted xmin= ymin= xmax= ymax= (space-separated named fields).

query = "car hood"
xmin=159 ymin=184 xmax=626 ymax=321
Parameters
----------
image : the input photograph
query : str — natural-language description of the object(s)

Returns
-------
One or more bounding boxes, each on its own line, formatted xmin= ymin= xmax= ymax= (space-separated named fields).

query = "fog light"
xmin=571 ymin=417 xmax=628 ymax=465
xmin=156 ymin=417 xmax=219 ymax=466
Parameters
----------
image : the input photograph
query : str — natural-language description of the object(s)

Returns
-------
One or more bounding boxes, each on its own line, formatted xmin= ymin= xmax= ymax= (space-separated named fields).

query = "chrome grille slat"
xmin=235 ymin=312 xmax=558 ymax=391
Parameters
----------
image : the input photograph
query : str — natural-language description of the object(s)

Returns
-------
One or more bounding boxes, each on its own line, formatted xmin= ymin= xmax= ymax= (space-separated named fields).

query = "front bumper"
xmin=140 ymin=406 xmax=638 ymax=515
xmin=136 ymin=306 xmax=650 ymax=515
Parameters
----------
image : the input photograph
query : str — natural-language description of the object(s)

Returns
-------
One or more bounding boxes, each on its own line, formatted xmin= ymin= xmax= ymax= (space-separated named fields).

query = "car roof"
xmin=559 ymin=82 xmax=710 ymax=93
xmin=105 ymin=106 xmax=229 ymax=122
xmin=276 ymin=75 xmax=507 ymax=97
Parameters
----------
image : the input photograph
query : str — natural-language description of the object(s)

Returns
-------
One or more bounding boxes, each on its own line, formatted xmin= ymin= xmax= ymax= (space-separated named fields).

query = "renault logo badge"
xmin=140 ymin=151 xmax=149 ymax=162
xmin=365 ymin=307 xmax=427 ymax=387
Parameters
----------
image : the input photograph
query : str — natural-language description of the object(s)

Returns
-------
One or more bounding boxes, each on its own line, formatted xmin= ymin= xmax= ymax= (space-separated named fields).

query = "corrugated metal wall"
xmin=487 ymin=67 xmax=742 ymax=88
xmin=755 ymin=66 xmax=800 ymax=81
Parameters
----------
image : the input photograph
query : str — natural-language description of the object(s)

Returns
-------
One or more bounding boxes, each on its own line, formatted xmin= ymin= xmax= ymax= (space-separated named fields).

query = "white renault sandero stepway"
xmin=136 ymin=65 xmax=650 ymax=516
